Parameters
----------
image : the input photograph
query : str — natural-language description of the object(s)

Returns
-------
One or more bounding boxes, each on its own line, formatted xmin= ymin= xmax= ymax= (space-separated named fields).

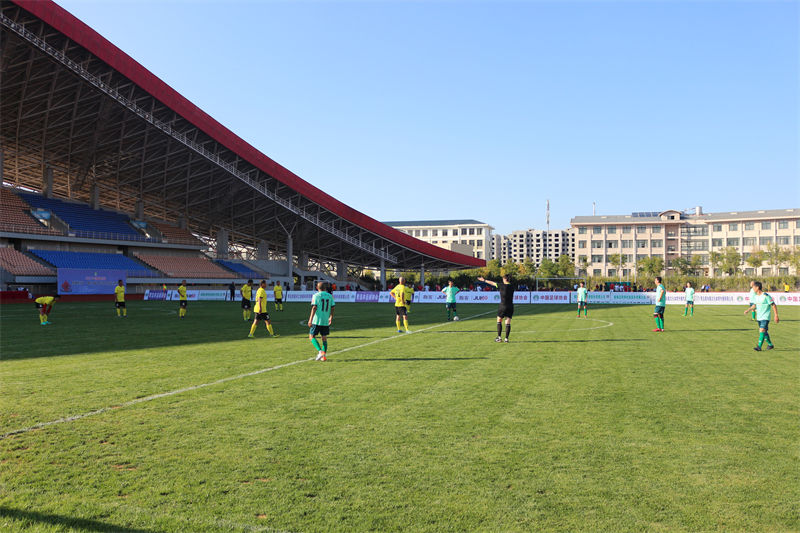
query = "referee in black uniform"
xmin=478 ymin=274 xmax=515 ymax=343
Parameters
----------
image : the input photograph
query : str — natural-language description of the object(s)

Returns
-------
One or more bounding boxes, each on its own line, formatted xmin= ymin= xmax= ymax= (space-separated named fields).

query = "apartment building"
xmin=570 ymin=208 xmax=800 ymax=277
xmin=383 ymin=220 xmax=493 ymax=260
xmin=492 ymin=229 xmax=576 ymax=265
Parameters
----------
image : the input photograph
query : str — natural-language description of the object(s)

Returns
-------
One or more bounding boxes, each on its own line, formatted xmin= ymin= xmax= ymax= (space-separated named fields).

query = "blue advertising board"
xmin=57 ymin=269 xmax=126 ymax=295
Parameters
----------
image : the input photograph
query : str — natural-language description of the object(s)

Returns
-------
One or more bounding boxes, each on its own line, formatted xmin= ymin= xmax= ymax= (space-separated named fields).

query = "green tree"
xmin=689 ymin=255 xmax=705 ymax=276
xmin=636 ymin=256 xmax=664 ymax=277
xmin=671 ymin=257 xmax=691 ymax=276
xmin=556 ymin=254 xmax=576 ymax=278
xmin=607 ymin=253 xmax=625 ymax=278
xmin=745 ymin=249 xmax=765 ymax=270
xmin=789 ymin=247 xmax=800 ymax=273
xmin=519 ymin=257 xmax=536 ymax=279
xmin=765 ymin=243 xmax=789 ymax=274
xmin=718 ymin=247 xmax=741 ymax=276
xmin=536 ymin=258 xmax=559 ymax=281
xmin=577 ymin=256 xmax=589 ymax=276
xmin=501 ymin=260 xmax=519 ymax=278
xmin=485 ymin=259 xmax=502 ymax=278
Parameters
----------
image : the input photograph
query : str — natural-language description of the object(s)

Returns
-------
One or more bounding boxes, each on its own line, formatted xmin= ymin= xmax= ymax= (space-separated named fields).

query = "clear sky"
xmin=56 ymin=0 xmax=798 ymax=234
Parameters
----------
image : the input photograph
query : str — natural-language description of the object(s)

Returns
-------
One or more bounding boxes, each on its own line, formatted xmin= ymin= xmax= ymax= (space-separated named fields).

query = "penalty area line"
xmin=1 ymin=309 xmax=496 ymax=440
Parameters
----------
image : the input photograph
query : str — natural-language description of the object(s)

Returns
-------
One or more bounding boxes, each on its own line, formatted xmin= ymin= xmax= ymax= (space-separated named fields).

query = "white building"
xmin=492 ymin=229 xmax=576 ymax=265
xmin=383 ymin=219 xmax=493 ymax=261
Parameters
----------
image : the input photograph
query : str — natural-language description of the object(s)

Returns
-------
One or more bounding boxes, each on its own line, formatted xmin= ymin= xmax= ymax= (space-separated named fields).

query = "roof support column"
xmin=91 ymin=183 xmax=99 ymax=209
xmin=0 ymin=147 xmax=4 ymax=183
xmin=286 ymin=234 xmax=293 ymax=278
xmin=337 ymin=260 xmax=347 ymax=281
xmin=257 ymin=240 xmax=270 ymax=261
xmin=216 ymin=228 xmax=229 ymax=259
xmin=420 ymin=262 xmax=425 ymax=290
xmin=380 ymin=258 xmax=386 ymax=291
xmin=43 ymin=166 xmax=54 ymax=198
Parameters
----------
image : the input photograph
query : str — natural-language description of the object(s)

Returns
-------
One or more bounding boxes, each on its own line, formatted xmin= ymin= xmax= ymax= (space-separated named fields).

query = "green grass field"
xmin=1 ymin=299 xmax=798 ymax=532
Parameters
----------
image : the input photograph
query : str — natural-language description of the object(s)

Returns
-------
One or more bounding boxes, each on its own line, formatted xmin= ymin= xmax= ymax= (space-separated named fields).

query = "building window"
xmin=667 ymin=231 xmax=676 ymax=238
xmin=461 ymin=228 xmax=468 ymax=235
xmin=651 ymin=240 xmax=663 ymax=248
xmin=622 ymin=226 xmax=632 ymax=234
xmin=442 ymin=229 xmax=448 ymax=236
xmin=652 ymin=226 xmax=662 ymax=233
xmin=726 ymin=238 xmax=739 ymax=247
xmin=414 ymin=230 xmax=421 ymax=236
xmin=728 ymin=223 xmax=738 ymax=231
xmin=607 ymin=226 xmax=616 ymax=234
xmin=761 ymin=222 xmax=771 ymax=230
xmin=712 ymin=238 xmax=723 ymax=247
xmin=593 ymin=269 xmax=602 ymax=276
xmin=795 ymin=236 xmax=800 ymax=245
xmin=796 ymin=220 xmax=800 ymax=229
xmin=636 ymin=226 xmax=648 ymax=234
xmin=744 ymin=268 xmax=754 ymax=276
xmin=477 ymin=228 xmax=483 ymax=235
xmin=477 ymin=240 xmax=483 ymax=247
xmin=779 ymin=267 xmax=789 ymax=275
xmin=744 ymin=222 xmax=755 ymax=231
xmin=607 ymin=241 xmax=618 ymax=249
xmin=469 ymin=240 xmax=475 ymax=245
xmin=608 ymin=269 xmax=616 ymax=277
xmin=591 ymin=240 xmax=603 ymax=249
xmin=777 ymin=236 xmax=789 ymax=245
xmin=593 ymin=226 xmax=602 ymax=234
xmin=759 ymin=236 xmax=773 ymax=245
xmin=743 ymin=237 xmax=756 ymax=246
xmin=469 ymin=228 xmax=475 ymax=235
xmin=621 ymin=240 xmax=633 ymax=248
xmin=778 ymin=220 xmax=788 ymax=229
xmin=713 ymin=224 xmax=722 ymax=232
xmin=578 ymin=227 xmax=587 ymax=234
xmin=432 ymin=229 xmax=438 ymax=236
xmin=762 ymin=267 xmax=772 ymax=276
xmin=667 ymin=246 xmax=676 ymax=252
xmin=591 ymin=255 xmax=603 ymax=263
xmin=636 ymin=240 xmax=648 ymax=248
xmin=422 ymin=230 xmax=428 ymax=237
xmin=578 ymin=241 xmax=587 ymax=249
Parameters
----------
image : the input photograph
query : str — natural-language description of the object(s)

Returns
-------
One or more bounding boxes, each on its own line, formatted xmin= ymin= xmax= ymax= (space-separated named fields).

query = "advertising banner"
xmin=355 ymin=291 xmax=380 ymax=303
xmin=284 ymin=290 xmax=316 ymax=303
xmin=332 ymin=291 xmax=356 ymax=303
xmin=58 ymin=269 xmax=125 ymax=295
xmin=529 ymin=292 xmax=570 ymax=304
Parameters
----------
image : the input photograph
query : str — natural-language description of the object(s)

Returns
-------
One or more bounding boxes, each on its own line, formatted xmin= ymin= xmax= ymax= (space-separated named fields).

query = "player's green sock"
xmin=682 ymin=309 xmax=686 ymax=316
xmin=659 ymin=317 xmax=665 ymax=330
xmin=447 ymin=310 xmax=451 ymax=320
xmin=654 ymin=316 xmax=661 ymax=329
xmin=757 ymin=332 xmax=765 ymax=347
xmin=311 ymin=337 xmax=322 ymax=351
xmin=322 ymin=340 xmax=327 ymax=352
xmin=751 ymin=311 xmax=756 ymax=320
xmin=249 ymin=322 xmax=257 ymax=336
xmin=584 ymin=307 xmax=587 ymax=316
xmin=764 ymin=332 xmax=773 ymax=347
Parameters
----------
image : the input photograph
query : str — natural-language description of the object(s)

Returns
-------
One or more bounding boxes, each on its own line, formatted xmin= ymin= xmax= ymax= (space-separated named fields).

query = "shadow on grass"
xmin=337 ymin=357 xmax=489 ymax=362
xmin=0 ymin=507 xmax=161 ymax=533
xmin=672 ymin=328 xmax=750 ymax=332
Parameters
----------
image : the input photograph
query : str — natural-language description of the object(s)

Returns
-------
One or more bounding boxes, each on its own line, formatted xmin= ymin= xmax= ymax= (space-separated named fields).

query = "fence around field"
xmin=143 ymin=290 xmax=800 ymax=306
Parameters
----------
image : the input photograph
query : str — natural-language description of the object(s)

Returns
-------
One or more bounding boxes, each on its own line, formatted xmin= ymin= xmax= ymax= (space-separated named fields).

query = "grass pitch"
xmin=1 ymin=300 xmax=798 ymax=532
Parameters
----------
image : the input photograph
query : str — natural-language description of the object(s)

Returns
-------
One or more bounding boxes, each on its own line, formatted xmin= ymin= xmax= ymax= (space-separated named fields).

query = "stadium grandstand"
xmin=0 ymin=0 xmax=483 ymax=295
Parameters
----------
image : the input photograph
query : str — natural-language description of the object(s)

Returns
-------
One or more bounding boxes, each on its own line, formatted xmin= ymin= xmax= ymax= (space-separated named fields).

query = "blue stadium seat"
xmin=19 ymin=193 xmax=149 ymax=241
xmin=216 ymin=260 xmax=260 ymax=278
xmin=30 ymin=250 xmax=158 ymax=277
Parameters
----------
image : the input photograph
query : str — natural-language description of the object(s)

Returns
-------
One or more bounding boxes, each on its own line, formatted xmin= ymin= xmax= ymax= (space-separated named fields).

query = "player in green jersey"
xmin=441 ymin=280 xmax=460 ymax=321
xmin=308 ymin=282 xmax=335 ymax=361
xmin=744 ymin=281 xmax=779 ymax=351
xmin=683 ymin=282 xmax=695 ymax=317
xmin=576 ymin=281 xmax=588 ymax=318
xmin=748 ymin=281 xmax=757 ymax=321
xmin=652 ymin=276 xmax=666 ymax=332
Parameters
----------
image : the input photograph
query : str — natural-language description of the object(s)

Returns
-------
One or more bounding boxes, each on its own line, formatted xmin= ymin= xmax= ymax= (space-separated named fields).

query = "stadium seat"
xmin=30 ymin=250 xmax=157 ymax=277
xmin=0 ymin=188 xmax=62 ymax=235
xmin=215 ymin=260 xmax=262 ymax=279
xmin=18 ymin=193 xmax=147 ymax=241
xmin=135 ymin=254 xmax=237 ymax=278
xmin=149 ymin=221 xmax=202 ymax=245
xmin=0 ymin=248 xmax=55 ymax=276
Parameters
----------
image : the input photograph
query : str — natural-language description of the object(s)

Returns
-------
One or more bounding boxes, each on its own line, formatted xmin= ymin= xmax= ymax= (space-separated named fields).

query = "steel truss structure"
xmin=0 ymin=1 xmax=484 ymax=272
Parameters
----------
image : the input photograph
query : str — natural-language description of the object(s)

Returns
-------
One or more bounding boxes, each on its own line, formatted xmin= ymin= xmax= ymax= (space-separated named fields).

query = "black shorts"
xmin=35 ymin=302 xmax=43 ymax=309
xmin=275 ymin=298 xmax=283 ymax=304
xmin=446 ymin=302 xmax=457 ymax=310
xmin=179 ymin=300 xmax=188 ymax=308
xmin=241 ymin=298 xmax=251 ymax=310
xmin=309 ymin=324 xmax=330 ymax=336
xmin=395 ymin=306 xmax=407 ymax=317
xmin=577 ymin=301 xmax=587 ymax=307
xmin=497 ymin=305 xmax=514 ymax=318
xmin=115 ymin=301 xmax=126 ymax=308
xmin=255 ymin=312 xmax=270 ymax=321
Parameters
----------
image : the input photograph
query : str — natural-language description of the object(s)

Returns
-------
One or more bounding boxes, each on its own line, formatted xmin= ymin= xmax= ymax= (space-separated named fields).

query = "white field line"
xmin=2 ymin=309 xmax=496 ymax=439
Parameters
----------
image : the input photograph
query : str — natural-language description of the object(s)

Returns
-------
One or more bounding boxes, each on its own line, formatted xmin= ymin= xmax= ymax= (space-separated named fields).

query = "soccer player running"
xmin=114 ymin=279 xmax=127 ymax=318
xmin=273 ymin=282 xmax=283 ymax=311
xmin=576 ymin=281 xmax=588 ymax=318
xmin=683 ymin=282 xmax=695 ymax=317
xmin=240 ymin=279 xmax=253 ymax=321
xmin=478 ymin=274 xmax=514 ymax=343
xmin=35 ymin=294 xmax=60 ymax=325
xmin=652 ymin=276 xmax=666 ymax=332
xmin=744 ymin=281 xmax=779 ymax=351
xmin=308 ymin=281 xmax=335 ymax=361
xmin=177 ymin=280 xmax=188 ymax=319
xmin=390 ymin=277 xmax=411 ymax=333
xmin=249 ymin=280 xmax=279 ymax=338
xmin=748 ymin=280 xmax=757 ymax=321
xmin=442 ymin=280 xmax=460 ymax=321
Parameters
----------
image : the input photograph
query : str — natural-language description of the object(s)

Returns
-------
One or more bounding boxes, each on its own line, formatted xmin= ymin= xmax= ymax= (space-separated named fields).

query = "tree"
xmin=789 ymin=247 xmax=800 ymax=274
xmin=501 ymin=260 xmax=519 ymax=279
xmin=607 ymin=253 xmax=625 ymax=278
xmin=519 ymin=257 xmax=536 ymax=279
xmin=745 ymin=249 xmax=765 ymax=270
xmin=718 ymin=247 xmax=741 ymax=276
xmin=536 ymin=258 xmax=559 ymax=282
xmin=689 ymin=255 xmax=705 ymax=276
xmin=485 ymin=259 xmax=502 ymax=278
xmin=671 ymin=257 xmax=692 ymax=276
xmin=765 ymin=243 xmax=789 ymax=274
xmin=636 ymin=256 xmax=664 ymax=277
xmin=577 ymin=256 xmax=589 ymax=276
xmin=556 ymin=254 xmax=576 ymax=278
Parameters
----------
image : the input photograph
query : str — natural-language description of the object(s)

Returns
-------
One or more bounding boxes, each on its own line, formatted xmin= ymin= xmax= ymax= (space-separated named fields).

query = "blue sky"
xmin=57 ymin=0 xmax=798 ymax=234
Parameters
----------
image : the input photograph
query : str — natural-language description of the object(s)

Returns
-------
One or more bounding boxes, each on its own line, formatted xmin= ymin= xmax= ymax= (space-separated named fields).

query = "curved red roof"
xmin=12 ymin=0 xmax=484 ymax=268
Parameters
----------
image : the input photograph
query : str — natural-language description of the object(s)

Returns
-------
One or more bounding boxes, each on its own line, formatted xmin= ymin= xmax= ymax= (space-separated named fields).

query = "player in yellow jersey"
xmin=35 ymin=294 xmax=60 ymax=325
xmin=249 ymin=280 xmax=279 ymax=338
xmin=177 ymin=280 xmax=188 ymax=318
xmin=390 ymin=277 xmax=411 ymax=333
xmin=273 ymin=282 xmax=283 ymax=311
xmin=405 ymin=283 xmax=415 ymax=313
xmin=114 ymin=279 xmax=127 ymax=317
xmin=240 ymin=279 xmax=253 ymax=321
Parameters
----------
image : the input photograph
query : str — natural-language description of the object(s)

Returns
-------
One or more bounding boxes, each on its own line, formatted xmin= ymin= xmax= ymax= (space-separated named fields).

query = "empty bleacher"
xmin=18 ymin=193 xmax=147 ymax=241
xmin=149 ymin=221 xmax=201 ymax=245
xmin=135 ymin=254 xmax=236 ymax=278
xmin=216 ymin=259 xmax=263 ymax=279
xmin=0 ymin=248 xmax=55 ymax=276
xmin=30 ymin=250 xmax=157 ymax=277
xmin=0 ymin=188 xmax=62 ymax=235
